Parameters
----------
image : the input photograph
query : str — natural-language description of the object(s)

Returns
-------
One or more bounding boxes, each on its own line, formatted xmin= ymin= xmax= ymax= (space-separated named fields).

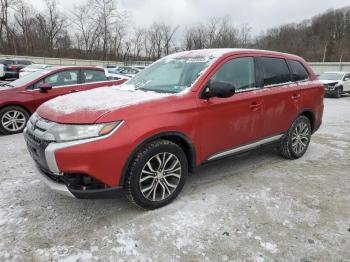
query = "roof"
xmin=48 ymin=65 xmax=104 ymax=71
xmin=165 ymin=48 xmax=303 ymax=61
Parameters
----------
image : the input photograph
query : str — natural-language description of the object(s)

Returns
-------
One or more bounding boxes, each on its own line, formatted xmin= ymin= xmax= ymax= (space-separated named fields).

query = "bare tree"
xmin=70 ymin=0 xmax=101 ymax=56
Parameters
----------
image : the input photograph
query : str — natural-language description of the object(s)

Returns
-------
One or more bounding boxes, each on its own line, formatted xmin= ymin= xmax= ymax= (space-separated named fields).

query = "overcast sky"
xmin=32 ymin=0 xmax=349 ymax=35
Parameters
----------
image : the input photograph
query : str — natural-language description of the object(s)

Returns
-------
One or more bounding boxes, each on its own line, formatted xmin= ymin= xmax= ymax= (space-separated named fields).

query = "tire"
xmin=335 ymin=86 xmax=343 ymax=98
xmin=124 ymin=139 xmax=188 ymax=210
xmin=279 ymin=115 xmax=312 ymax=159
xmin=0 ymin=106 xmax=29 ymax=135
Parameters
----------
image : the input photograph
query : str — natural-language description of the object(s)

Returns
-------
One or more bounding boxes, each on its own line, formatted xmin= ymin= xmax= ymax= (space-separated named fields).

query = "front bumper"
xmin=24 ymin=114 xmax=130 ymax=198
xmin=323 ymin=85 xmax=339 ymax=96
xmin=33 ymin=164 xmax=75 ymax=197
xmin=33 ymin=164 xmax=123 ymax=198
xmin=324 ymin=89 xmax=338 ymax=96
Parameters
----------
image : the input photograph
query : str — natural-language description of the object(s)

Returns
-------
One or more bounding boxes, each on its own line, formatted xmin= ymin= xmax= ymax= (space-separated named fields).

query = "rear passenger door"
xmin=257 ymin=56 xmax=301 ymax=138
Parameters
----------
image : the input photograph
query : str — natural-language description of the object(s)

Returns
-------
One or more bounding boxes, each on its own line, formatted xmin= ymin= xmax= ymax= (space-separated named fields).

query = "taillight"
xmin=8 ymin=65 xmax=18 ymax=70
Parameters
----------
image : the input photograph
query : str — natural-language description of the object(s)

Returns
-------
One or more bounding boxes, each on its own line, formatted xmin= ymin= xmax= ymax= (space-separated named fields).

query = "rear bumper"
xmin=33 ymin=163 xmax=124 ymax=199
xmin=4 ymin=71 xmax=19 ymax=78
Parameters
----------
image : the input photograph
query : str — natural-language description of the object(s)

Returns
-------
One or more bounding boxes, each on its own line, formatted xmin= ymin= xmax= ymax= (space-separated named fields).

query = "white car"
xmin=19 ymin=64 xmax=51 ymax=78
xmin=318 ymin=71 xmax=350 ymax=98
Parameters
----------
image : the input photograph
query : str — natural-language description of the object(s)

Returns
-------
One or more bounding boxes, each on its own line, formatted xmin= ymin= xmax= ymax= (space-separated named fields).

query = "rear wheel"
xmin=124 ymin=139 xmax=188 ymax=209
xmin=279 ymin=115 xmax=311 ymax=159
xmin=0 ymin=106 xmax=29 ymax=135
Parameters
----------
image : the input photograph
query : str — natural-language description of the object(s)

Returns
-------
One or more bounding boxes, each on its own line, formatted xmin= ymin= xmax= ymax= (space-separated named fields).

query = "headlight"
xmin=48 ymin=121 xmax=123 ymax=142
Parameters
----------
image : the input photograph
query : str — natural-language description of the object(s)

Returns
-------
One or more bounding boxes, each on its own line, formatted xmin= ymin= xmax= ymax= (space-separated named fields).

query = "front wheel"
xmin=0 ymin=106 xmax=29 ymax=135
xmin=279 ymin=115 xmax=311 ymax=159
xmin=124 ymin=139 xmax=188 ymax=209
xmin=335 ymin=87 xmax=342 ymax=98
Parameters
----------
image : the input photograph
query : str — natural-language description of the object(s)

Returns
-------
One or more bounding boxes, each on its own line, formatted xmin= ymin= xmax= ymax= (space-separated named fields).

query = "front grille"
xmin=25 ymin=114 xmax=56 ymax=172
xmin=26 ymin=114 xmax=56 ymax=142
xmin=26 ymin=131 xmax=50 ymax=147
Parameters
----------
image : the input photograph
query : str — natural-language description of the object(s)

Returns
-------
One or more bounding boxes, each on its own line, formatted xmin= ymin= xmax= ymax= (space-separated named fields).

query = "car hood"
xmin=319 ymin=80 xmax=340 ymax=85
xmin=0 ymin=84 xmax=20 ymax=93
xmin=37 ymin=86 xmax=174 ymax=124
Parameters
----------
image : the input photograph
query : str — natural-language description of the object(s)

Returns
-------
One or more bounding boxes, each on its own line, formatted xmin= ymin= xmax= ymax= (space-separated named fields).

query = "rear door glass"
xmin=82 ymin=70 xmax=107 ymax=83
xmin=261 ymin=57 xmax=291 ymax=86
xmin=287 ymin=60 xmax=309 ymax=81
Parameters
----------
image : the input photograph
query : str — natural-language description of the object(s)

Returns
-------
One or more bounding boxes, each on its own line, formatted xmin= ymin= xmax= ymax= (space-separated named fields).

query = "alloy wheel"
xmin=139 ymin=152 xmax=182 ymax=202
xmin=1 ymin=110 xmax=26 ymax=132
xmin=291 ymin=121 xmax=310 ymax=155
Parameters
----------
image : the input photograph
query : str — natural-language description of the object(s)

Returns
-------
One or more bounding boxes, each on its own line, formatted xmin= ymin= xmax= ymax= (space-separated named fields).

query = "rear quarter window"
xmin=287 ymin=60 xmax=309 ymax=81
xmin=261 ymin=57 xmax=291 ymax=86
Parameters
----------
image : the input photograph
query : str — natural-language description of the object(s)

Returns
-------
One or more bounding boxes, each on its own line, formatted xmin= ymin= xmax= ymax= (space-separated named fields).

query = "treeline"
xmin=0 ymin=0 xmax=349 ymax=62
xmin=255 ymin=6 xmax=350 ymax=62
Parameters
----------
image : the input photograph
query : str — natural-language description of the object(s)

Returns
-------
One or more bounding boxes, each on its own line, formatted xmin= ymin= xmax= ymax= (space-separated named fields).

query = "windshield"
xmin=123 ymin=57 xmax=212 ymax=93
xmin=9 ymin=69 xmax=51 ymax=88
xmin=319 ymin=72 xmax=343 ymax=81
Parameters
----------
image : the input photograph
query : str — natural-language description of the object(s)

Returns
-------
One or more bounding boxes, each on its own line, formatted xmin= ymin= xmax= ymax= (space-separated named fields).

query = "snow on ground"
xmin=0 ymin=97 xmax=350 ymax=261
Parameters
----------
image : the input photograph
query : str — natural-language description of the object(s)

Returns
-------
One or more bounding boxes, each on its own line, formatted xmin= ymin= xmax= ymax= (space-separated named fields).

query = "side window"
xmin=82 ymin=70 xmax=107 ymax=83
xmin=261 ymin=57 xmax=291 ymax=86
xmin=44 ymin=70 xmax=79 ymax=87
xmin=344 ymin=74 xmax=350 ymax=80
xmin=287 ymin=60 xmax=309 ymax=81
xmin=211 ymin=57 xmax=256 ymax=91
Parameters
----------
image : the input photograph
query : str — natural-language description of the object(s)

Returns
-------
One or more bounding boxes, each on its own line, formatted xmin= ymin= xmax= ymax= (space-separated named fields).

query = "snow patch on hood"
xmin=41 ymin=85 xmax=172 ymax=114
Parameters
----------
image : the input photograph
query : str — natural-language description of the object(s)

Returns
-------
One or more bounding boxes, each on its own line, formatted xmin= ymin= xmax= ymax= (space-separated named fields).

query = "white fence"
xmin=0 ymin=54 xmax=349 ymax=73
xmin=0 ymin=54 xmax=152 ymax=67
xmin=308 ymin=62 xmax=350 ymax=75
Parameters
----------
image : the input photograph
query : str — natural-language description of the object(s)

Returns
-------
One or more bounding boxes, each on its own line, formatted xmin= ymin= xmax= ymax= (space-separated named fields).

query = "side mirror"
xmin=344 ymin=77 xmax=349 ymax=81
xmin=202 ymin=80 xmax=236 ymax=99
xmin=39 ymin=83 xmax=53 ymax=93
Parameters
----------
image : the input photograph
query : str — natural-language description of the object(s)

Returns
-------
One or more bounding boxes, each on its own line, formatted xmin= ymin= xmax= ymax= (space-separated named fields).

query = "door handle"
xmin=249 ymin=101 xmax=262 ymax=111
xmin=291 ymin=94 xmax=301 ymax=100
xmin=69 ymin=90 xmax=79 ymax=93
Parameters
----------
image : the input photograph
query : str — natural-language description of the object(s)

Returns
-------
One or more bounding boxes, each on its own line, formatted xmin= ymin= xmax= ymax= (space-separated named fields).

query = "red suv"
xmin=24 ymin=49 xmax=324 ymax=209
xmin=0 ymin=66 xmax=122 ymax=135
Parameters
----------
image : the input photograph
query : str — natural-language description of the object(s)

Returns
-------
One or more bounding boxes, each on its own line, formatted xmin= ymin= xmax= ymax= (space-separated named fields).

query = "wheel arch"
xmin=0 ymin=104 xmax=32 ymax=117
xmin=298 ymin=109 xmax=315 ymax=132
xmin=119 ymin=131 xmax=197 ymax=186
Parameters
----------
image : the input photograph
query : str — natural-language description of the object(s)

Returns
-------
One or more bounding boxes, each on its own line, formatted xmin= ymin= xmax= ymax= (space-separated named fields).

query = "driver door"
xmin=196 ymin=56 xmax=266 ymax=161
xmin=28 ymin=70 xmax=81 ymax=110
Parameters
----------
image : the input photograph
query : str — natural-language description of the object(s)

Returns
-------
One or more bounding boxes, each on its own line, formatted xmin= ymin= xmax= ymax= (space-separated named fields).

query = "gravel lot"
xmin=0 ymin=97 xmax=349 ymax=262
